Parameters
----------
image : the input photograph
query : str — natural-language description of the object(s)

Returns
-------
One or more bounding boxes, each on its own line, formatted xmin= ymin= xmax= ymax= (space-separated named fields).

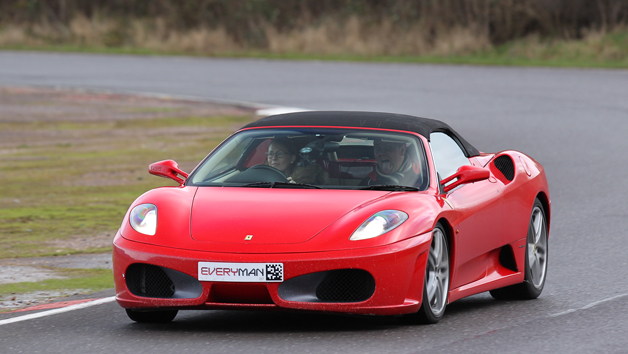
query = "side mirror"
xmin=149 ymin=160 xmax=189 ymax=185
xmin=440 ymin=165 xmax=489 ymax=193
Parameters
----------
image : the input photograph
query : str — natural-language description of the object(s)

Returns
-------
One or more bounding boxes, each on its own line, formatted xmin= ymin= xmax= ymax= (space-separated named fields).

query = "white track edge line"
xmin=0 ymin=296 xmax=116 ymax=326
xmin=549 ymin=293 xmax=628 ymax=318
xmin=0 ymin=84 xmax=309 ymax=116
xmin=73 ymin=88 xmax=309 ymax=116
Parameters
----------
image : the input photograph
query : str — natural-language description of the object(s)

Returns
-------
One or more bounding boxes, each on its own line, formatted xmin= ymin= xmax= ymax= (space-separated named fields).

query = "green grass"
xmin=0 ymin=76 xmax=254 ymax=301
xmin=3 ymin=35 xmax=628 ymax=68
xmin=0 ymin=103 xmax=254 ymax=258
xmin=0 ymin=268 xmax=113 ymax=298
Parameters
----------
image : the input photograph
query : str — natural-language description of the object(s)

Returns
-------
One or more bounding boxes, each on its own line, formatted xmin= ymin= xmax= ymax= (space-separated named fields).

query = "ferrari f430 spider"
xmin=113 ymin=111 xmax=550 ymax=324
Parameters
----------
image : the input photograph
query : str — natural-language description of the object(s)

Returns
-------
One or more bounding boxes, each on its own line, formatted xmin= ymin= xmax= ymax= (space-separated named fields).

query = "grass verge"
xmin=0 ymin=268 xmax=113 ymax=299
xmin=0 ymin=87 xmax=255 ymax=259
xmin=2 ymin=29 xmax=628 ymax=69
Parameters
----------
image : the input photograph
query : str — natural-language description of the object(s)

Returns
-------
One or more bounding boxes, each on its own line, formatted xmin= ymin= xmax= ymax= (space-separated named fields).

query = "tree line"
xmin=2 ymin=0 xmax=627 ymax=47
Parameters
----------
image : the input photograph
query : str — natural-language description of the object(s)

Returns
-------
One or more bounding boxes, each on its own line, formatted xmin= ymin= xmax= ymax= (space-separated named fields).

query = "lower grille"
xmin=126 ymin=264 xmax=175 ymax=298
xmin=315 ymin=269 xmax=375 ymax=302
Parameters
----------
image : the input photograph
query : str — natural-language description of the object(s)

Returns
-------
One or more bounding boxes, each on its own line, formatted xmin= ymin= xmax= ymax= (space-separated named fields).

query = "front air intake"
xmin=315 ymin=269 xmax=375 ymax=302
xmin=278 ymin=269 xmax=376 ymax=303
xmin=126 ymin=264 xmax=175 ymax=298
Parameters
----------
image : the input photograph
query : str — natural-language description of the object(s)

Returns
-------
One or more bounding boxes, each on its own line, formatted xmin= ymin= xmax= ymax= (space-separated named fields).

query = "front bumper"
xmin=113 ymin=232 xmax=431 ymax=316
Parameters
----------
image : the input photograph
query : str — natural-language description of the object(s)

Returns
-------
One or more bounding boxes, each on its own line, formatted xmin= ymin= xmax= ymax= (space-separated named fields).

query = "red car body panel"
xmin=113 ymin=113 xmax=550 ymax=318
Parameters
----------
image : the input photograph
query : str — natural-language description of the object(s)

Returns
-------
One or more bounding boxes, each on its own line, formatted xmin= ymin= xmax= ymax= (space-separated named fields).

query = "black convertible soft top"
xmin=242 ymin=111 xmax=480 ymax=157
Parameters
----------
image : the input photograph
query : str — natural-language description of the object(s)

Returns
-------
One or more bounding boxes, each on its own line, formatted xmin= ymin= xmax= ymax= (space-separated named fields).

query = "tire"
xmin=125 ymin=309 xmax=178 ymax=323
xmin=404 ymin=223 xmax=450 ymax=324
xmin=490 ymin=199 xmax=548 ymax=300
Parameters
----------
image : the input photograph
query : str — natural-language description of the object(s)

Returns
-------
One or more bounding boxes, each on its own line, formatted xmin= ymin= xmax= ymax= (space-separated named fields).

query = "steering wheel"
xmin=225 ymin=164 xmax=289 ymax=183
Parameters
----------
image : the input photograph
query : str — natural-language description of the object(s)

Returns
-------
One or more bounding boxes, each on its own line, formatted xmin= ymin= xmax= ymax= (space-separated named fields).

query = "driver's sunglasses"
xmin=266 ymin=151 xmax=290 ymax=159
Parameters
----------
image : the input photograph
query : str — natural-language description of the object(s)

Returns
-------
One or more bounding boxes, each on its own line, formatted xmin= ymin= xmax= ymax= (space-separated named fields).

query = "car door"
xmin=430 ymin=132 xmax=504 ymax=290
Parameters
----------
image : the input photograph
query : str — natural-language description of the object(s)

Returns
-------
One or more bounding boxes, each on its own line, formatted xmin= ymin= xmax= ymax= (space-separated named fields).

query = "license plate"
xmin=198 ymin=262 xmax=283 ymax=282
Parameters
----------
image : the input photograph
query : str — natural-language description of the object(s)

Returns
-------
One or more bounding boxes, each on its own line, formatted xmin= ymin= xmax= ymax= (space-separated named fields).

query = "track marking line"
xmin=4 ymin=85 xmax=310 ymax=119
xmin=6 ymin=298 xmax=98 ymax=313
xmin=0 ymin=296 xmax=115 ymax=326
xmin=549 ymin=293 xmax=628 ymax=317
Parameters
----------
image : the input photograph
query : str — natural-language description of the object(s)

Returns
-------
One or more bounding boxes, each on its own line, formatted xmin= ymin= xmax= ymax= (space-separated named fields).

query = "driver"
xmin=360 ymin=139 xmax=421 ymax=186
xmin=266 ymin=139 xmax=297 ymax=177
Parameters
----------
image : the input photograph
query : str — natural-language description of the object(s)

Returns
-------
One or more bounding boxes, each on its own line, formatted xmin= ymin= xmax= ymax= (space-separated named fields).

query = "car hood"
xmin=190 ymin=187 xmax=389 ymax=245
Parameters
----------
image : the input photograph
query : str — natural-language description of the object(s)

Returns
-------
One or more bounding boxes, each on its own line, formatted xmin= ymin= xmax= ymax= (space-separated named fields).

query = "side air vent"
xmin=499 ymin=246 xmax=518 ymax=272
xmin=494 ymin=155 xmax=515 ymax=181
xmin=126 ymin=264 xmax=175 ymax=298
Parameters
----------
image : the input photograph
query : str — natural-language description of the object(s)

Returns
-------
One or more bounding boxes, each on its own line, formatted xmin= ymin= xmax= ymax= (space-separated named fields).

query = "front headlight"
xmin=129 ymin=204 xmax=157 ymax=236
xmin=350 ymin=210 xmax=408 ymax=241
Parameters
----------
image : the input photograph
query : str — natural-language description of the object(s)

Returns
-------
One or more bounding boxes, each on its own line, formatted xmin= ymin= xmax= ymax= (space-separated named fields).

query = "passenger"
xmin=360 ymin=139 xmax=420 ymax=186
xmin=266 ymin=138 xmax=328 ymax=185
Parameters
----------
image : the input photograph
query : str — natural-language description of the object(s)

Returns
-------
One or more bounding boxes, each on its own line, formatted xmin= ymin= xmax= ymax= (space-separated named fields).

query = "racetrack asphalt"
xmin=1 ymin=51 xmax=627 ymax=353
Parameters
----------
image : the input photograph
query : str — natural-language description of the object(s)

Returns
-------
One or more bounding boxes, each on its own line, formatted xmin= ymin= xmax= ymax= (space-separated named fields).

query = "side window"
xmin=429 ymin=132 xmax=470 ymax=179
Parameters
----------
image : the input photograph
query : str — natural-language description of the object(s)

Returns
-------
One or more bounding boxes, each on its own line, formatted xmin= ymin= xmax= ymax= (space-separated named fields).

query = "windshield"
xmin=187 ymin=128 xmax=429 ymax=190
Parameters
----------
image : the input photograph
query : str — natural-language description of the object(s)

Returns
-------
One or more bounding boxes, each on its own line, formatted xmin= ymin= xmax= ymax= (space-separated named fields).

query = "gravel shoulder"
xmin=0 ymin=253 xmax=113 ymax=310
xmin=0 ymin=253 xmax=113 ymax=276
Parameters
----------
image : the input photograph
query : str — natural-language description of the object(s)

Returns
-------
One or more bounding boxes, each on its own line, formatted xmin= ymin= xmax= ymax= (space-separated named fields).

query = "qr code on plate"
xmin=266 ymin=263 xmax=283 ymax=281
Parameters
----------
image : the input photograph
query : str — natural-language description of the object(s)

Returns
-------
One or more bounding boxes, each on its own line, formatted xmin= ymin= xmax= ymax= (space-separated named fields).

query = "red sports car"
xmin=113 ymin=111 xmax=550 ymax=324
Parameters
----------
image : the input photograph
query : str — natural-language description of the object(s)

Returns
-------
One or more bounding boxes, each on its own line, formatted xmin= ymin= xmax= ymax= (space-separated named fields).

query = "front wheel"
xmin=490 ymin=199 xmax=548 ymax=300
xmin=405 ymin=224 xmax=450 ymax=324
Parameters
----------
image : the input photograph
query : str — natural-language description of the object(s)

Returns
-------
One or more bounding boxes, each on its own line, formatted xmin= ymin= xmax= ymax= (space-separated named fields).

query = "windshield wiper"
xmin=277 ymin=182 xmax=322 ymax=189
xmin=241 ymin=181 xmax=321 ymax=189
xmin=240 ymin=181 xmax=273 ymax=188
xmin=360 ymin=185 xmax=419 ymax=191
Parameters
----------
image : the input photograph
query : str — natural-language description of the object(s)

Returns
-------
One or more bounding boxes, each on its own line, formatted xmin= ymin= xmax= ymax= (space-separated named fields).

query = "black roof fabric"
xmin=242 ymin=111 xmax=480 ymax=157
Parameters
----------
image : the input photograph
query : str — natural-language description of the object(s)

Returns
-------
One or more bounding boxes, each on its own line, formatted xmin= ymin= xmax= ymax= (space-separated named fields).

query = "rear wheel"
xmin=404 ymin=224 xmax=449 ymax=324
xmin=125 ymin=309 xmax=178 ymax=323
xmin=490 ymin=199 xmax=548 ymax=300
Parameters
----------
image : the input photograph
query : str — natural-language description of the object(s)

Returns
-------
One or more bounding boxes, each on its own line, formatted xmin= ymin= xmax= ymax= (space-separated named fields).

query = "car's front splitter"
xmin=113 ymin=232 xmax=431 ymax=316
